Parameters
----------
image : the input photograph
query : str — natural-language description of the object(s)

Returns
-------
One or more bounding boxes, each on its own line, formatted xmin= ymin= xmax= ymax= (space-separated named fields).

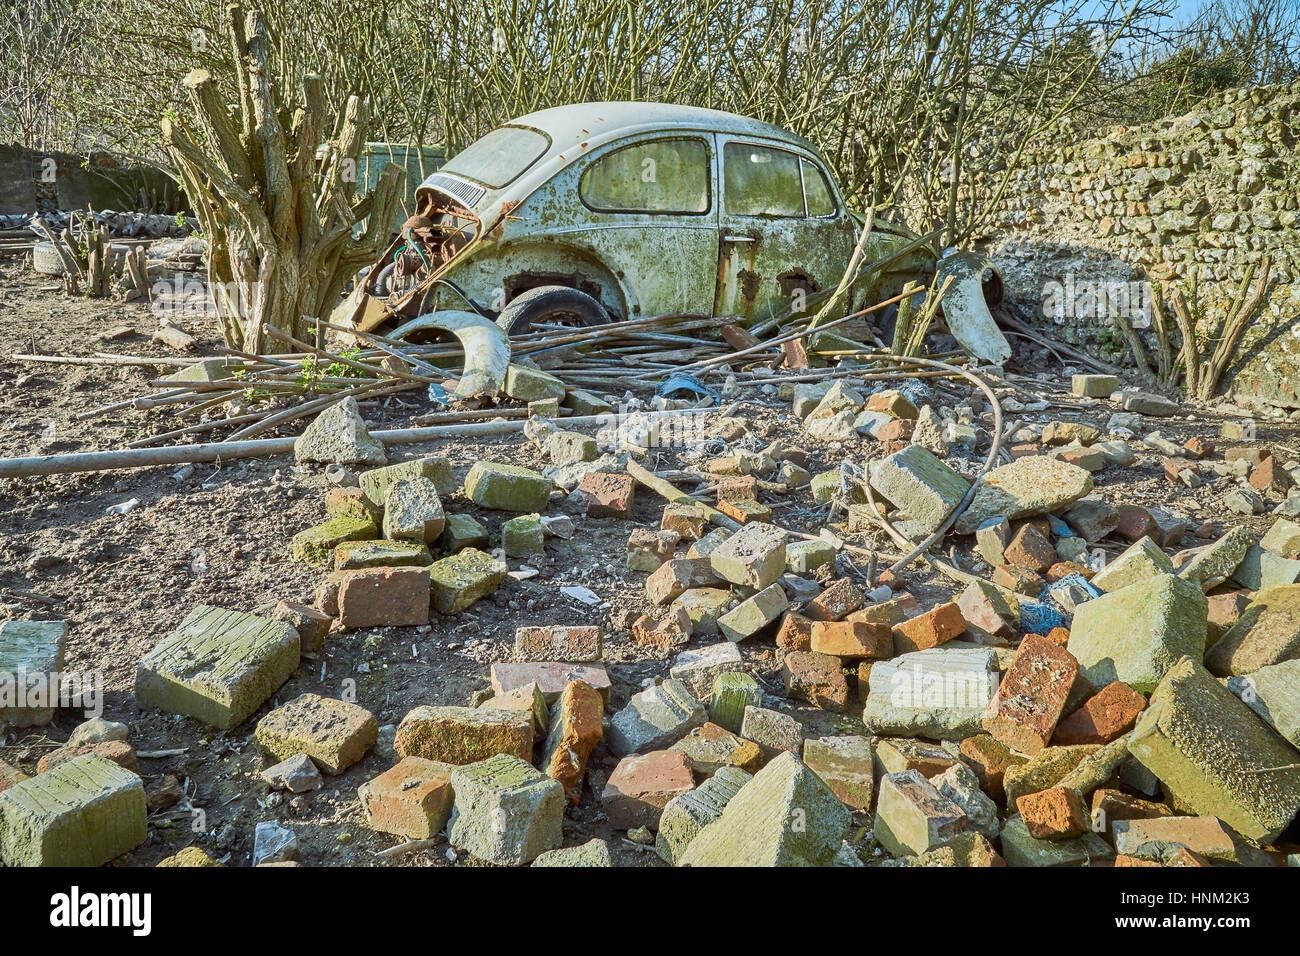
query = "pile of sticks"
xmin=9 ymin=287 xmax=951 ymax=452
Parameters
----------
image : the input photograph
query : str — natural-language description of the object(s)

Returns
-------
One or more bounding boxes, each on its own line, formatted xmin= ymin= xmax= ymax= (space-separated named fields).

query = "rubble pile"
xmin=7 ymin=355 xmax=1300 ymax=869
xmin=3 ymin=211 xmax=200 ymax=240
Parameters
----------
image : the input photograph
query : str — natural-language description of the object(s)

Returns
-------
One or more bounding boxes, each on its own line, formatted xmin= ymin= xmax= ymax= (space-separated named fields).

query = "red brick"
xmin=37 ymin=740 xmax=137 ymax=775
xmin=1090 ymin=788 xmax=1174 ymax=827
xmin=1162 ymin=457 xmax=1199 ymax=483
xmin=1004 ymin=524 xmax=1054 ymax=572
xmin=959 ymin=735 xmax=1027 ymax=804
xmin=1043 ymin=626 xmax=1071 ymax=646
xmin=272 ymin=601 xmax=332 ymax=654
xmin=865 ymin=390 xmax=918 ymax=418
xmin=805 ymin=578 xmax=865 ymax=622
xmin=810 ymin=620 xmax=893 ymax=659
xmin=601 ymin=750 xmax=694 ymax=829
xmin=873 ymin=418 xmax=914 ymax=441
xmin=991 ymin=564 xmax=1043 ymax=595
xmin=578 ymin=472 xmax=636 ymax=518
xmin=337 ymin=567 xmax=430 ymax=627
xmin=782 ymin=651 xmax=849 ymax=712
xmin=717 ymin=498 xmax=772 ymax=524
xmin=1046 ymin=561 xmax=1093 ymax=583
xmin=1114 ymin=855 xmax=1162 ymax=867
xmin=716 ymin=475 xmax=758 ymax=503
xmin=1207 ymin=591 xmax=1252 ymax=642
xmin=358 ymin=757 xmax=454 ymax=839
xmin=1249 ymin=456 xmax=1292 ymax=495
xmin=775 ymin=612 xmax=813 ymax=652
xmin=1052 ymin=681 xmax=1146 ymax=745
xmin=543 ymin=680 xmax=604 ymax=803
xmin=514 ymin=625 xmax=602 ymax=663
xmin=891 ymin=601 xmax=966 ymax=653
xmin=0 ymin=759 xmax=28 ymax=793
xmin=661 ymin=503 xmax=708 ymax=539
xmin=1115 ymin=504 xmax=1157 ymax=542
xmin=1183 ymin=436 xmax=1214 ymax=459
xmin=983 ymin=633 xmax=1079 ymax=755
xmin=632 ymin=606 xmax=692 ymax=649
xmin=1016 ymin=785 xmax=1089 ymax=839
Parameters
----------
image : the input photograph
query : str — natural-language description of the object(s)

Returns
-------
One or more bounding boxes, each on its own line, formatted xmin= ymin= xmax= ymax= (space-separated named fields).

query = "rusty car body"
xmin=339 ymin=102 xmax=922 ymax=338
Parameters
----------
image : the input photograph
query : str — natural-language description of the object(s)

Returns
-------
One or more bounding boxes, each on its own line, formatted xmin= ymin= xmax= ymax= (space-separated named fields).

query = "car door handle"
xmin=723 ymin=234 xmax=756 ymax=243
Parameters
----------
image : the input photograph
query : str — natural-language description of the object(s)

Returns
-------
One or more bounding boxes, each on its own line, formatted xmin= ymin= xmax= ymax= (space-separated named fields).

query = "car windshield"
xmin=439 ymin=126 xmax=551 ymax=189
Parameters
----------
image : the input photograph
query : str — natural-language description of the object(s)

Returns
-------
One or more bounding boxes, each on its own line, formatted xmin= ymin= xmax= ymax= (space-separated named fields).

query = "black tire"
xmin=495 ymin=285 xmax=609 ymax=336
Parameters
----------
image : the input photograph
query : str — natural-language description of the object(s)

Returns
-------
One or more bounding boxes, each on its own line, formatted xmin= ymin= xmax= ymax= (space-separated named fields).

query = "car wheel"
xmin=495 ymin=285 xmax=609 ymax=336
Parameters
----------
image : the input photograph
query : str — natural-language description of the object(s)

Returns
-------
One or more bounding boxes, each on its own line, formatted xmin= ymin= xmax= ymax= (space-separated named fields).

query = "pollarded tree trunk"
xmin=162 ymin=3 xmax=402 ymax=354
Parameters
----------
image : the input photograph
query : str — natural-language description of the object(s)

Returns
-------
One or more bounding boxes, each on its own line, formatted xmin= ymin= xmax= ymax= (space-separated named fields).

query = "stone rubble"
xmin=13 ymin=360 xmax=1300 ymax=873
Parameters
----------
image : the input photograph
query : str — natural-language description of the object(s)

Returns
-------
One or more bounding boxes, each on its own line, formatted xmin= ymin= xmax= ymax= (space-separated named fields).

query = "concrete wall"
xmin=0 ymin=144 xmax=183 ymax=216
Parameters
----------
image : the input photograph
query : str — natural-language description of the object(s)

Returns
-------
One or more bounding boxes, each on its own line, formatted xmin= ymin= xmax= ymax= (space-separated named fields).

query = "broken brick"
xmin=601 ymin=750 xmax=694 ymax=829
xmin=578 ymin=472 xmax=636 ymax=518
xmin=1004 ymin=523 xmax=1055 ymax=572
xmin=1016 ymin=785 xmax=1088 ymax=840
xmin=514 ymin=625 xmax=602 ymax=663
xmin=717 ymin=498 xmax=772 ymax=524
xmin=891 ymin=601 xmax=965 ymax=654
xmin=809 ymin=620 xmax=893 ymax=659
xmin=804 ymin=577 xmax=865 ymax=622
xmin=632 ymin=606 xmax=693 ymax=649
xmin=782 ymin=650 xmax=849 ymax=712
xmin=626 ymin=528 xmax=679 ymax=572
xmin=775 ymin=611 xmax=814 ymax=652
xmin=983 ymin=633 xmax=1079 ymax=755
xmin=358 ymin=757 xmax=455 ymax=839
xmin=646 ymin=557 xmax=724 ymax=605
xmin=991 ymin=564 xmax=1044 ymax=595
xmin=1052 ymin=681 xmax=1146 ymax=746
xmin=661 ymin=503 xmax=709 ymax=539
xmin=337 ymin=566 xmax=430 ymax=628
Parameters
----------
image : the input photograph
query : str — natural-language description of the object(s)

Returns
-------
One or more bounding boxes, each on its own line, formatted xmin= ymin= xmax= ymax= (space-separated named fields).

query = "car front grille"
xmin=422 ymin=173 xmax=487 ymax=210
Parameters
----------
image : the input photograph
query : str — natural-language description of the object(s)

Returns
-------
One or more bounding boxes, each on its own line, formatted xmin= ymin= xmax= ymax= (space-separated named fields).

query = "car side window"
xmin=579 ymin=138 xmax=710 ymax=214
xmin=802 ymin=159 xmax=835 ymax=217
xmin=723 ymin=142 xmax=805 ymax=217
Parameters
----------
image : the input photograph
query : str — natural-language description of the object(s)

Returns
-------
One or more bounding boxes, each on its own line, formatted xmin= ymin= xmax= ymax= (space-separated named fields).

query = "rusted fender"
xmin=936 ymin=252 xmax=1012 ymax=366
xmin=388 ymin=309 xmax=511 ymax=399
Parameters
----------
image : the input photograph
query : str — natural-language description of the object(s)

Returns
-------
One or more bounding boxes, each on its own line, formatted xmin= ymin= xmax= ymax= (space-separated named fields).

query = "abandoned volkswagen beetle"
xmin=339 ymin=102 xmax=918 ymax=340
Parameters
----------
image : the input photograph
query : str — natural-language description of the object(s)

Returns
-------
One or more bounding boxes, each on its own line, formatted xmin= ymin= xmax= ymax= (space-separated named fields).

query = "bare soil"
xmin=1 ymin=260 xmax=1297 ymax=867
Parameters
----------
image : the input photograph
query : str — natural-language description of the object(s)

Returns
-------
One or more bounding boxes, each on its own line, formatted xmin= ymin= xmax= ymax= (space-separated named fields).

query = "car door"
xmin=713 ymin=136 xmax=858 ymax=325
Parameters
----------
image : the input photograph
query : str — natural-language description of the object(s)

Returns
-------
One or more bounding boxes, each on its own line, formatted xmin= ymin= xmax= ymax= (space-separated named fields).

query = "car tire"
xmin=32 ymin=240 xmax=68 ymax=276
xmin=32 ymin=240 xmax=131 ymax=277
xmin=495 ymin=285 xmax=609 ymax=336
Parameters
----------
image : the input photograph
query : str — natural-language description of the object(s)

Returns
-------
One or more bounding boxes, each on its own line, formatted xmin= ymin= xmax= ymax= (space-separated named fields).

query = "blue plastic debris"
xmin=1019 ymin=599 xmax=1069 ymax=635
xmin=426 ymin=382 xmax=450 ymax=405
xmin=1048 ymin=515 xmax=1073 ymax=539
xmin=655 ymin=372 xmax=717 ymax=401
xmin=1041 ymin=573 xmax=1101 ymax=604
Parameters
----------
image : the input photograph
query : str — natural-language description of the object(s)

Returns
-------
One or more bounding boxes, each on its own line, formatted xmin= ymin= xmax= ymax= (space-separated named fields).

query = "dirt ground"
xmin=2 ymin=260 xmax=1298 ymax=867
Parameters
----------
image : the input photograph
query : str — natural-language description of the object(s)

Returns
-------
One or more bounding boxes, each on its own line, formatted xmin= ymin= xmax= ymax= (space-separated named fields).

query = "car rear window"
xmin=724 ymin=142 xmax=804 ymax=217
xmin=579 ymin=138 xmax=710 ymax=214
xmin=439 ymin=126 xmax=551 ymax=190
